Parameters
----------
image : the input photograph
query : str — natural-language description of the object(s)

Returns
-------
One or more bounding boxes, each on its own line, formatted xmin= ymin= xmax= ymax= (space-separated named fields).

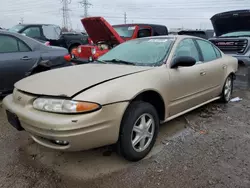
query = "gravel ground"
xmin=0 ymin=87 xmax=250 ymax=188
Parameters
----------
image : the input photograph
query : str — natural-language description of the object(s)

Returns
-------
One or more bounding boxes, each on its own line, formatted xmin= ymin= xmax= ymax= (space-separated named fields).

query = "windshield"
xmin=98 ymin=38 xmax=174 ymax=66
xmin=113 ymin=26 xmax=136 ymax=38
xmin=221 ymin=31 xmax=250 ymax=37
xmin=8 ymin=25 xmax=25 ymax=33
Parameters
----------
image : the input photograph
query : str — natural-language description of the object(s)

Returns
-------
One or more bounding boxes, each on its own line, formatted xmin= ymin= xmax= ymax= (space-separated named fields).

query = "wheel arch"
xmin=128 ymin=89 xmax=166 ymax=121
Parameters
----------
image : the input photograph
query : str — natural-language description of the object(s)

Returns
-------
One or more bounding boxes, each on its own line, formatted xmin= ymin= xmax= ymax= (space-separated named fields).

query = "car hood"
xmin=211 ymin=10 xmax=250 ymax=36
xmin=15 ymin=63 xmax=153 ymax=97
xmin=81 ymin=17 xmax=124 ymax=45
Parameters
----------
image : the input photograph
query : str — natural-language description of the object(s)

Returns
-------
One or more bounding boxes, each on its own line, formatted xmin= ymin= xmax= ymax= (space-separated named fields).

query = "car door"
xmin=0 ymin=34 xmax=39 ymax=93
xmin=194 ymin=39 xmax=225 ymax=99
xmin=168 ymin=38 xmax=208 ymax=116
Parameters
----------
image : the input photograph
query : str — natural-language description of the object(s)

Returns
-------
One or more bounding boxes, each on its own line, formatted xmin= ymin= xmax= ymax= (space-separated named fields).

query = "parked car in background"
xmin=209 ymin=9 xmax=250 ymax=65
xmin=8 ymin=24 xmax=90 ymax=53
xmin=0 ymin=30 xmax=71 ymax=96
xmin=73 ymin=17 xmax=168 ymax=61
xmin=3 ymin=35 xmax=237 ymax=161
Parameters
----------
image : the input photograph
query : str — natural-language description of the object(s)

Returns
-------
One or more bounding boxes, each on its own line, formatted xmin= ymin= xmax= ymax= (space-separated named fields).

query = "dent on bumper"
xmin=3 ymin=94 xmax=129 ymax=151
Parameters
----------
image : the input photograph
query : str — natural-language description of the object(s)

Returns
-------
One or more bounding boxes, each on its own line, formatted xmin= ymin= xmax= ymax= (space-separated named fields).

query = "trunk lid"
xmin=81 ymin=17 xmax=124 ymax=45
xmin=211 ymin=9 xmax=250 ymax=36
xmin=15 ymin=64 xmax=152 ymax=97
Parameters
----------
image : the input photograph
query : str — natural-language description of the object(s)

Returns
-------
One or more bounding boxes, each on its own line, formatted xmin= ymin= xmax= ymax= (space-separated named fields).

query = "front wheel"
xmin=221 ymin=75 xmax=233 ymax=103
xmin=117 ymin=101 xmax=159 ymax=161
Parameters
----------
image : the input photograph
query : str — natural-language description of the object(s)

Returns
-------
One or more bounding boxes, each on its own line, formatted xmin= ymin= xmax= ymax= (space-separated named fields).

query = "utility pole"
xmin=60 ymin=0 xmax=72 ymax=31
xmin=19 ymin=17 xmax=24 ymax=24
xmin=79 ymin=0 xmax=92 ymax=18
xmin=124 ymin=12 xmax=127 ymax=24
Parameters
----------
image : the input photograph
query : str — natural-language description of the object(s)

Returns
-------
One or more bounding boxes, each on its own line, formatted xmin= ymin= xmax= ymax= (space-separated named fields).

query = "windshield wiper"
xmin=102 ymin=59 xmax=136 ymax=65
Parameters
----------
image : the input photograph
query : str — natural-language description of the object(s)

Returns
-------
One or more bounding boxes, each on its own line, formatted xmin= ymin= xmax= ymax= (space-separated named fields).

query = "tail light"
xmin=44 ymin=41 xmax=50 ymax=46
xmin=64 ymin=54 xmax=71 ymax=62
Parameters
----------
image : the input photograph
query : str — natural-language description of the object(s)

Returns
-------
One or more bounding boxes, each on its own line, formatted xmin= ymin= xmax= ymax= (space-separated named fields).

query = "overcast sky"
xmin=0 ymin=0 xmax=248 ymax=30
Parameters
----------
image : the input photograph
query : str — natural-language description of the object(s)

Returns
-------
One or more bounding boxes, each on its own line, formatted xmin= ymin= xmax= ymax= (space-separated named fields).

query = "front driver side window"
xmin=174 ymin=39 xmax=200 ymax=62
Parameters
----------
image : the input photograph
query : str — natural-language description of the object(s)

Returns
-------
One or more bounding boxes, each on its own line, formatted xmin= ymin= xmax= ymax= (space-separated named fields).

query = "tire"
xmin=220 ymin=75 xmax=233 ymax=103
xmin=117 ymin=101 xmax=159 ymax=161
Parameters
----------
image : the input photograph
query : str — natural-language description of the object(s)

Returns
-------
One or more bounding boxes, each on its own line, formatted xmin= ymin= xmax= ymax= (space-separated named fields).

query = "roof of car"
xmin=113 ymin=23 xmax=166 ymax=27
xmin=136 ymin=35 xmax=202 ymax=40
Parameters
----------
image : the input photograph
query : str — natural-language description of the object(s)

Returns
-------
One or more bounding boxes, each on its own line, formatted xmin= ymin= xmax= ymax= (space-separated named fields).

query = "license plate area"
xmin=6 ymin=110 xmax=24 ymax=131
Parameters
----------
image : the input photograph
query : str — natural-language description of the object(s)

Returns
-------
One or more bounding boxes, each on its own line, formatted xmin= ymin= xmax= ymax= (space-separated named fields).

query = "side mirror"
xmin=171 ymin=56 xmax=196 ymax=68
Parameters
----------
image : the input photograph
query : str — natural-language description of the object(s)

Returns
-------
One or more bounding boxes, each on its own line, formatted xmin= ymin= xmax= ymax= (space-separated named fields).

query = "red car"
xmin=72 ymin=17 xmax=168 ymax=61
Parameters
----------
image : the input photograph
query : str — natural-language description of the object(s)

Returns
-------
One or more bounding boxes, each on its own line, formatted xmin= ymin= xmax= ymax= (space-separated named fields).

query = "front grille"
xmin=210 ymin=39 xmax=248 ymax=54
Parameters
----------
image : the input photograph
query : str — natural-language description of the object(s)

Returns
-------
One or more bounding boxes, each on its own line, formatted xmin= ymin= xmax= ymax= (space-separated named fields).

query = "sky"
xmin=0 ymin=0 xmax=249 ymax=30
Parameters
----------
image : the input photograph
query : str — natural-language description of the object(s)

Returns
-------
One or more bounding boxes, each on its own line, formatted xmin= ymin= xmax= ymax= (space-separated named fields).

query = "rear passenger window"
xmin=213 ymin=46 xmax=222 ymax=58
xmin=18 ymin=41 xmax=31 ymax=52
xmin=196 ymin=39 xmax=217 ymax=62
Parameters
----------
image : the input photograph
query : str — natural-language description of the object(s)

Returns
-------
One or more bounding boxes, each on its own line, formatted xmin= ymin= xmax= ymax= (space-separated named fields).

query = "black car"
xmin=0 ymin=30 xmax=72 ymax=96
xmin=8 ymin=24 xmax=89 ymax=53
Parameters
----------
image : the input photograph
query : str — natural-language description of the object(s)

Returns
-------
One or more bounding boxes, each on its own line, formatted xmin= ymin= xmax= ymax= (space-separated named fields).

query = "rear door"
xmin=0 ymin=34 xmax=39 ymax=93
xmin=194 ymin=39 xmax=225 ymax=98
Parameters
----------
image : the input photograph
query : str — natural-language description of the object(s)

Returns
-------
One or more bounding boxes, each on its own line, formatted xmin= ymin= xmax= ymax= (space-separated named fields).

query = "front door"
xmin=168 ymin=38 xmax=207 ymax=116
xmin=0 ymin=34 xmax=39 ymax=94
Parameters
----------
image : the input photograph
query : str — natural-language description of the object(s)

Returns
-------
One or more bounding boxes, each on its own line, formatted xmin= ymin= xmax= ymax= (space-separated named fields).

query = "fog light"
xmin=54 ymin=140 xmax=69 ymax=146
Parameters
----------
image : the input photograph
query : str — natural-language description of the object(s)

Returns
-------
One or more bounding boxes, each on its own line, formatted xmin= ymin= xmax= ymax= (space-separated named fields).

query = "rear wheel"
xmin=117 ymin=101 xmax=159 ymax=161
xmin=221 ymin=75 xmax=233 ymax=103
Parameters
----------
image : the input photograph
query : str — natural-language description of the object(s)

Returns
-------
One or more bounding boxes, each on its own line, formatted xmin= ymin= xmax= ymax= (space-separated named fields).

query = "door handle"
xmin=222 ymin=65 xmax=227 ymax=69
xmin=200 ymin=71 xmax=206 ymax=76
xmin=21 ymin=56 xmax=31 ymax=60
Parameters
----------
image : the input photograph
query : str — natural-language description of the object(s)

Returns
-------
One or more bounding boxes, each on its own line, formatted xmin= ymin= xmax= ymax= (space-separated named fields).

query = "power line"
xmin=124 ymin=12 xmax=127 ymax=24
xmin=79 ymin=0 xmax=92 ymax=18
xmin=19 ymin=17 xmax=24 ymax=24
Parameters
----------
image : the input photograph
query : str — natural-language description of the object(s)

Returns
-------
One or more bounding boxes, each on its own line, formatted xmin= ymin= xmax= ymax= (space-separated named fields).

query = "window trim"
xmin=194 ymin=38 xmax=219 ymax=63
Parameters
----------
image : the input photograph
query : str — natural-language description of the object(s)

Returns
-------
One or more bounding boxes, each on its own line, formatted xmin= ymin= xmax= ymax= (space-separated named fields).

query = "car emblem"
xmin=17 ymin=96 xmax=22 ymax=101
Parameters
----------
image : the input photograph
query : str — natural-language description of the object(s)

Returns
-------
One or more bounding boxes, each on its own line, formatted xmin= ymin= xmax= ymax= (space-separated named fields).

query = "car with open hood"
xmin=209 ymin=9 xmax=250 ymax=65
xmin=2 ymin=35 xmax=238 ymax=161
xmin=73 ymin=17 xmax=168 ymax=61
xmin=0 ymin=30 xmax=71 ymax=97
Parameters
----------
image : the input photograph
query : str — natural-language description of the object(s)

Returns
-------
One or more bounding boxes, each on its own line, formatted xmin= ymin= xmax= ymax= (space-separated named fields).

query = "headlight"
xmin=77 ymin=47 xmax=81 ymax=53
xmin=91 ymin=48 xmax=96 ymax=55
xmin=33 ymin=98 xmax=101 ymax=114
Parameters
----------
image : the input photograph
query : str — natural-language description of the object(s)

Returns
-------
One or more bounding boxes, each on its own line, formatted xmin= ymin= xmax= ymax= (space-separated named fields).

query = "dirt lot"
xmin=0 ymin=86 xmax=250 ymax=188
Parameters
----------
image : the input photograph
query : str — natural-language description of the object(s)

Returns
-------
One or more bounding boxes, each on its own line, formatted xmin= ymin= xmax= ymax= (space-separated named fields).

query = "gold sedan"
xmin=2 ymin=36 xmax=238 ymax=161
